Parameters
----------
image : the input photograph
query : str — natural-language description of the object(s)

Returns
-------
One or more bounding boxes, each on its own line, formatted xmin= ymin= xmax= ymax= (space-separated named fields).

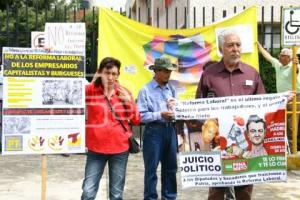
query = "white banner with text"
xmin=175 ymin=93 xmax=289 ymax=188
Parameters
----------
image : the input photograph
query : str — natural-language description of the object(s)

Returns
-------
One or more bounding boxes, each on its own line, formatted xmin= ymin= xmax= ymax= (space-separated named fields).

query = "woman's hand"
xmin=91 ymin=71 xmax=101 ymax=82
xmin=118 ymin=86 xmax=131 ymax=103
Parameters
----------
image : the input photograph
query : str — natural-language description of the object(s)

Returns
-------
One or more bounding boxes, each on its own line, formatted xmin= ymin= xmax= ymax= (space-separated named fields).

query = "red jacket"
xmin=85 ymin=83 xmax=141 ymax=154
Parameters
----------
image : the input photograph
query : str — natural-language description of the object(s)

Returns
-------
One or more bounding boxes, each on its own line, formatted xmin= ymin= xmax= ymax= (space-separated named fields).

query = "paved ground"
xmin=0 ymin=153 xmax=300 ymax=200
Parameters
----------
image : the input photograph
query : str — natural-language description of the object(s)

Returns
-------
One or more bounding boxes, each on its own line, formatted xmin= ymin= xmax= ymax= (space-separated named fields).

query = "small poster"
xmin=1 ymin=47 xmax=86 ymax=155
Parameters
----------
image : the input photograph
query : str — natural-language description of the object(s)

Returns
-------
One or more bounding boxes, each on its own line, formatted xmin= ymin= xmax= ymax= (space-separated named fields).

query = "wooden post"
xmin=292 ymin=46 xmax=298 ymax=154
xmin=41 ymin=154 xmax=47 ymax=200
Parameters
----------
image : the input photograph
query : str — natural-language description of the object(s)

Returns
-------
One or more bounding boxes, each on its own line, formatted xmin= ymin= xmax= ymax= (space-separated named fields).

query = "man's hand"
xmin=287 ymin=91 xmax=296 ymax=102
xmin=293 ymin=56 xmax=299 ymax=65
xmin=257 ymin=41 xmax=273 ymax=63
xmin=161 ymin=111 xmax=174 ymax=120
xmin=167 ymin=97 xmax=176 ymax=111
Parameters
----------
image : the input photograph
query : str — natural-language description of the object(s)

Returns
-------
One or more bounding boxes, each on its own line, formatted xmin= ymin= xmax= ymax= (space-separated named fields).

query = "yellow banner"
xmin=98 ymin=6 xmax=258 ymax=99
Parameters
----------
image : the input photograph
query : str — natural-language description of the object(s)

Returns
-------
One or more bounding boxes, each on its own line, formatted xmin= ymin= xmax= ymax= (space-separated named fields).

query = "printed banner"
xmin=175 ymin=93 xmax=288 ymax=188
xmin=1 ymin=47 xmax=86 ymax=155
xmin=45 ymin=23 xmax=86 ymax=54
xmin=98 ymin=6 xmax=258 ymax=99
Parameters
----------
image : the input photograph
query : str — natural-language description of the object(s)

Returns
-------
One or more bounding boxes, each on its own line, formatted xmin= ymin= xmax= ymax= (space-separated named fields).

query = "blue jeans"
xmin=81 ymin=151 xmax=129 ymax=200
xmin=143 ymin=122 xmax=177 ymax=200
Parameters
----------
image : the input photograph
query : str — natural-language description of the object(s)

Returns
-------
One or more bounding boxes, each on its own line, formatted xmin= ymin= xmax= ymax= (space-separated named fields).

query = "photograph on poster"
xmin=42 ymin=80 xmax=82 ymax=105
xmin=3 ymin=116 xmax=31 ymax=135
xmin=177 ymin=118 xmax=220 ymax=152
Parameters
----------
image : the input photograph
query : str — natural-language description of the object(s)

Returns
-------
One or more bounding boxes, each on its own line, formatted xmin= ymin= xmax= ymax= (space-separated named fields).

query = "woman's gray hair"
xmin=218 ymin=29 xmax=240 ymax=52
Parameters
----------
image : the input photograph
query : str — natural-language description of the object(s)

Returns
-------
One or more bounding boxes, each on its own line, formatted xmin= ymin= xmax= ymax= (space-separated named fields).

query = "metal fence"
xmin=0 ymin=3 xmax=285 ymax=71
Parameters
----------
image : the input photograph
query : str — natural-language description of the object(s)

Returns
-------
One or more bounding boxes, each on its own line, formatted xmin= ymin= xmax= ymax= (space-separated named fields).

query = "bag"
xmin=128 ymin=136 xmax=140 ymax=154
xmin=104 ymin=96 xmax=140 ymax=154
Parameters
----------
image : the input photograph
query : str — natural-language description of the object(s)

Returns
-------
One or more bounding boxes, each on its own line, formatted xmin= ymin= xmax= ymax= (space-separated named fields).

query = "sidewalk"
xmin=0 ymin=153 xmax=299 ymax=200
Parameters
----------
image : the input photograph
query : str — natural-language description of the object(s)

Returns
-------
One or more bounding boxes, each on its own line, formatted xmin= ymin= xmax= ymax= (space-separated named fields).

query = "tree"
xmin=0 ymin=0 xmax=13 ymax=10
xmin=259 ymin=54 xmax=277 ymax=93
xmin=0 ymin=0 xmax=67 ymax=11
xmin=0 ymin=0 xmax=78 ymax=47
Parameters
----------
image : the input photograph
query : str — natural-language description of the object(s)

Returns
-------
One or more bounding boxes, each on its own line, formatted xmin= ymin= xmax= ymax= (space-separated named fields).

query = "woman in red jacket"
xmin=81 ymin=57 xmax=141 ymax=200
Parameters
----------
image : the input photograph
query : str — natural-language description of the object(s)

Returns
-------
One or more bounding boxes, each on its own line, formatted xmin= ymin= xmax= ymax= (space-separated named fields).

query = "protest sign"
xmin=44 ymin=23 xmax=86 ymax=54
xmin=175 ymin=93 xmax=288 ymax=187
xmin=1 ymin=47 xmax=86 ymax=155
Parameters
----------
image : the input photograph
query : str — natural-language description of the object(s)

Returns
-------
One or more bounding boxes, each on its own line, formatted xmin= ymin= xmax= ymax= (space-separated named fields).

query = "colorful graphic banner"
xmin=175 ymin=93 xmax=288 ymax=187
xmin=1 ymin=47 xmax=86 ymax=155
xmin=98 ymin=6 xmax=258 ymax=99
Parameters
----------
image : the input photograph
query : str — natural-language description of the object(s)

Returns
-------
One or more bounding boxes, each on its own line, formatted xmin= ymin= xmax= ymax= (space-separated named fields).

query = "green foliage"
xmin=0 ymin=0 xmax=67 ymax=11
xmin=259 ymin=53 xmax=277 ymax=93
xmin=0 ymin=0 xmax=98 ymax=76
xmin=0 ymin=0 xmax=85 ymax=47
